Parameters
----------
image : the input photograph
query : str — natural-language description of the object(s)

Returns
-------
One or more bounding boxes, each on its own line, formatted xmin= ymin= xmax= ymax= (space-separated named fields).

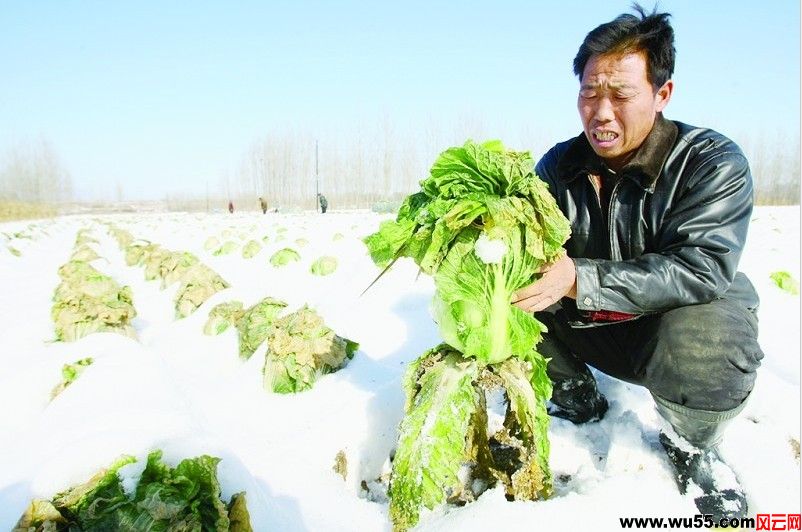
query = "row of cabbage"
xmin=51 ymin=229 xmax=137 ymax=342
xmin=24 ymin=226 xmax=255 ymax=530
xmin=108 ymin=223 xmax=355 ymax=393
xmin=205 ymin=229 xmax=340 ymax=275
xmin=108 ymin=225 xmax=229 ymax=318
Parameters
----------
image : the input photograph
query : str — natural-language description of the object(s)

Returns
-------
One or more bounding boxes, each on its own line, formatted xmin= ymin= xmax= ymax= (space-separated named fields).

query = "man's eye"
xmin=614 ymin=93 xmax=634 ymax=100
xmin=580 ymin=90 xmax=596 ymax=99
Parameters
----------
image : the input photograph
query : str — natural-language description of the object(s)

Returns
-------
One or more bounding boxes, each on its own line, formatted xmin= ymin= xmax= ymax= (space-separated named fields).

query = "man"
xmin=318 ymin=193 xmax=328 ymax=214
xmin=511 ymin=5 xmax=762 ymax=520
xmin=259 ymin=196 xmax=268 ymax=214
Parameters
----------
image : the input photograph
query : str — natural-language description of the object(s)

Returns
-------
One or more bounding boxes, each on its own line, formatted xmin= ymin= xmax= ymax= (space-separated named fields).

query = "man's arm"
xmin=575 ymin=151 xmax=753 ymax=313
xmin=516 ymin=150 xmax=754 ymax=314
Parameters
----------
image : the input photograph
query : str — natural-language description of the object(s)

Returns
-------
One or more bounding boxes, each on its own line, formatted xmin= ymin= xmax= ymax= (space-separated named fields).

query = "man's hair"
xmin=573 ymin=3 xmax=675 ymax=89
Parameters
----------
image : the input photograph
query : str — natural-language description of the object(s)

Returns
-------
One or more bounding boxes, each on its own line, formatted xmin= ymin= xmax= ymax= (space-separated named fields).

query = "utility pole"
xmin=315 ymin=140 xmax=319 ymax=212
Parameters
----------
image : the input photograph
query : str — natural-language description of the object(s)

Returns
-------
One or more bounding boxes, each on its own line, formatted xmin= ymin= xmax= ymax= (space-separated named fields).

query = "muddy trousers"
xmin=535 ymin=298 xmax=764 ymax=448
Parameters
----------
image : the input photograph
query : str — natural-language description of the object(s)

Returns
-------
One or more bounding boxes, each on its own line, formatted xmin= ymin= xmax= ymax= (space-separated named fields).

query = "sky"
xmin=0 ymin=0 xmax=799 ymax=201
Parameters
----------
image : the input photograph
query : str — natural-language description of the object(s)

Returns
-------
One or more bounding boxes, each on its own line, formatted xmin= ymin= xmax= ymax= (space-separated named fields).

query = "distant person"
xmin=228 ymin=200 xmax=234 ymax=214
xmin=259 ymin=196 xmax=268 ymax=214
xmin=511 ymin=4 xmax=762 ymax=521
xmin=317 ymin=193 xmax=328 ymax=214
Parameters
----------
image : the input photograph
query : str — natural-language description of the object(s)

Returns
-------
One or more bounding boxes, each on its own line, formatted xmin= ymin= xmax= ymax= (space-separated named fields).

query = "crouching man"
xmin=512 ymin=4 xmax=763 ymax=520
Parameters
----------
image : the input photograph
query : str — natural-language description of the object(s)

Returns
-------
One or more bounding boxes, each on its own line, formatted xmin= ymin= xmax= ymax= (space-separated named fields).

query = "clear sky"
xmin=1 ymin=0 xmax=799 ymax=200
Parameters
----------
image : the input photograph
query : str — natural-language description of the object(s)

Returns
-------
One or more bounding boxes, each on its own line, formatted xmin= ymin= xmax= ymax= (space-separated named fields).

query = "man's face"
xmin=578 ymin=51 xmax=673 ymax=171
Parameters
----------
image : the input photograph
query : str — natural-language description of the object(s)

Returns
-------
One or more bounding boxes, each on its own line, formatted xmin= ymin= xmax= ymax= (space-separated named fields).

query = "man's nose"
xmin=593 ymin=97 xmax=615 ymax=123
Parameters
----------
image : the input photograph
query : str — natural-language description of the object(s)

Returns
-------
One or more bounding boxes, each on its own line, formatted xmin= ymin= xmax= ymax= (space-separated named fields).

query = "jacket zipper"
xmin=587 ymin=174 xmax=622 ymax=260
xmin=607 ymin=179 xmax=621 ymax=260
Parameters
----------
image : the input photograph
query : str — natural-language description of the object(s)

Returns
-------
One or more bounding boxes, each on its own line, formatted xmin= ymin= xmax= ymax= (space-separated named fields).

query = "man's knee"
xmin=645 ymin=299 xmax=764 ymax=411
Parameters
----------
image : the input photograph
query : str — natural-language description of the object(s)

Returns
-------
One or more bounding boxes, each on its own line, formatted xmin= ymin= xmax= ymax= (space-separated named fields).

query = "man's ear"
xmin=655 ymin=80 xmax=674 ymax=112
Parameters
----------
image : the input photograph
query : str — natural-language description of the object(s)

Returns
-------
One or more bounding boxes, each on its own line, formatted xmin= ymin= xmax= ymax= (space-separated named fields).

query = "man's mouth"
xmin=593 ymin=130 xmax=618 ymax=142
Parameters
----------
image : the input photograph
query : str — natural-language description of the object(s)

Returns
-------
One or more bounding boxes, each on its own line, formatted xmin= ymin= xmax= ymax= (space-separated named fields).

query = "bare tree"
xmin=0 ymin=137 xmax=73 ymax=203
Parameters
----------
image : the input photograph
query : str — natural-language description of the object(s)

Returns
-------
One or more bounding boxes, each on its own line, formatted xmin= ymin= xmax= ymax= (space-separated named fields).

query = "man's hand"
xmin=511 ymin=254 xmax=577 ymax=312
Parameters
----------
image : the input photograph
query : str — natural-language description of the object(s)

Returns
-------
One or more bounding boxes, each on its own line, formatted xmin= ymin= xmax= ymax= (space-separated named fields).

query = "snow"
xmin=474 ymin=233 xmax=507 ymax=265
xmin=0 ymin=206 xmax=799 ymax=530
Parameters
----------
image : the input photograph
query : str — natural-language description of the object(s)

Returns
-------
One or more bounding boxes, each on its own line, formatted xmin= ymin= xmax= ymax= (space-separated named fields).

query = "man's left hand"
xmin=511 ymin=254 xmax=577 ymax=312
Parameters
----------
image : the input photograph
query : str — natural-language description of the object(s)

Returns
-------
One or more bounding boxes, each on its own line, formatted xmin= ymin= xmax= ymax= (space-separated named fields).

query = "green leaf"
xmin=263 ymin=307 xmax=357 ymax=393
xmin=389 ymin=346 xmax=480 ymax=531
xmin=13 ymin=499 xmax=67 ymax=530
xmin=143 ymin=247 xmax=173 ymax=281
xmin=770 ymin=270 xmax=799 ymax=295
xmin=213 ymin=241 xmax=240 ymax=256
xmin=204 ymin=301 xmax=245 ymax=335
xmin=52 ymin=455 xmax=137 ymax=525
xmin=228 ymin=492 xmax=253 ymax=532
xmin=174 ymin=263 xmax=229 ymax=319
xmin=363 ymin=218 xmax=417 ymax=268
xmin=432 ymin=225 xmax=546 ymax=365
xmin=363 ymin=140 xmax=570 ymax=365
xmin=52 ymin=260 xmax=137 ymax=342
xmin=31 ymin=450 xmax=251 ymax=531
xmin=492 ymin=356 xmax=553 ymax=499
xmin=158 ymin=251 xmax=200 ymax=289
xmin=236 ymin=297 xmax=288 ymax=359
xmin=51 ymin=357 xmax=94 ymax=400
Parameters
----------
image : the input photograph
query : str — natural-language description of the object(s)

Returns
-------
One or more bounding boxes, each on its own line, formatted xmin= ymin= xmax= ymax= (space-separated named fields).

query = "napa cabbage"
xmin=364 ymin=140 xmax=570 ymax=530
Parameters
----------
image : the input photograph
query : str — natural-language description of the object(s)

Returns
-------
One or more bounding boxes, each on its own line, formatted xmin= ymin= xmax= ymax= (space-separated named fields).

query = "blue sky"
xmin=1 ymin=1 xmax=799 ymax=200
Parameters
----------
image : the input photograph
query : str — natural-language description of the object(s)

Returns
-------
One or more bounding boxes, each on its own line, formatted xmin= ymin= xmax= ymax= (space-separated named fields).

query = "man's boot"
xmin=654 ymin=394 xmax=749 ymax=520
xmin=548 ymin=368 xmax=609 ymax=424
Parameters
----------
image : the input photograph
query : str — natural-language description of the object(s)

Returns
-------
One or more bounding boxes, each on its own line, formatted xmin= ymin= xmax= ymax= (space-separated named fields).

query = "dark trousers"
xmin=535 ymin=298 xmax=764 ymax=412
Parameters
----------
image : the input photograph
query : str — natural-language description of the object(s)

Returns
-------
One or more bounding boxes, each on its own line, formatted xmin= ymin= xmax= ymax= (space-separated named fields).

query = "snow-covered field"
xmin=0 ymin=206 xmax=799 ymax=530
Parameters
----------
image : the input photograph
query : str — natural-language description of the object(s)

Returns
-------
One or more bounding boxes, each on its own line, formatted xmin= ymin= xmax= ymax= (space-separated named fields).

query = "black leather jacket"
xmin=536 ymin=114 xmax=759 ymax=325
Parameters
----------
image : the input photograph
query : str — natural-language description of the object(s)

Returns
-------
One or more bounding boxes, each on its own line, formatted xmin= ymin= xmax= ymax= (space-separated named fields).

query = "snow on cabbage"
xmin=204 ymin=298 xmax=285 ymax=355
xmin=69 ymin=243 xmax=100 ymax=262
xmin=241 ymin=239 xmax=262 ymax=259
xmin=52 ymin=235 xmax=138 ymax=342
xmin=50 ymin=357 xmax=94 ymax=400
xmin=107 ymin=225 xmax=230 ymax=318
xmin=310 ymin=256 xmax=338 ymax=276
xmin=14 ymin=451 xmax=253 ymax=531
xmin=203 ymin=298 xmax=357 ymax=393
xmin=364 ymin=139 xmax=570 ymax=530
xmin=269 ymin=247 xmax=301 ymax=267
xmin=174 ymin=263 xmax=230 ymax=319
xmin=74 ymin=228 xmax=99 ymax=246
xmin=263 ymin=306 xmax=358 ymax=394
xmin=108 ymin=226 xmax=134 ymax=248
xmin=213 ymin=241 xmax=240 ymax=256
xmin=157 ymin=251 xmax=200 ymax=289
xmin=204 ymin=301 xmax=245 ymax=335
xmin=235 ymin=298 xmax=289 ymax=360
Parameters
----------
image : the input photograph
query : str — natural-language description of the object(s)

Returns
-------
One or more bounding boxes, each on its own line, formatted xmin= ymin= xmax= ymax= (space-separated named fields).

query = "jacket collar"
xmin=556 ymin=113 xmax=679 ymax=192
